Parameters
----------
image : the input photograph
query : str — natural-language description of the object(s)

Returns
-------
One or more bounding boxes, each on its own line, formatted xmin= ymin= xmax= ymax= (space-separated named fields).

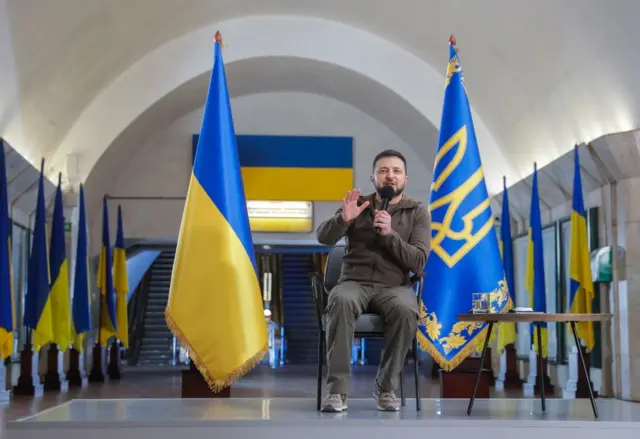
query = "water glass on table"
xmin=472 ymin=293 xmax=491 ymax=314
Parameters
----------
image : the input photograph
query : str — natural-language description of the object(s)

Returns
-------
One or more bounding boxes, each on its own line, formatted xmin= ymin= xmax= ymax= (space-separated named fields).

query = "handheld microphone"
xmin=376 ymin=185 xmax=396 ymax=235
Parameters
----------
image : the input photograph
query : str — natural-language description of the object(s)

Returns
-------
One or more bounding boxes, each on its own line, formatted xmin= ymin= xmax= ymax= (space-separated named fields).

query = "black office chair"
xmin=309 ymin=245 xmax=423 ymax=411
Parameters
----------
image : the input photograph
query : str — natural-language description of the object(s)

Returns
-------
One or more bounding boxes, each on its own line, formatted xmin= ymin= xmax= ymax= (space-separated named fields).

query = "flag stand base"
xmin=88 ymin=343 xmax=105 ymax=383
xmin=439 ymin=355 xmax=492 ymax=399
xmin=66 ymin=348 xmax=83 ymax=387
xmin=575 ymin=348 xmax=598 ymax=398
xmin=13 ymin=345 xmax=35 ymax=396
xmin=534 ymin=356 xmax=555 ymax=396
xmin=107 ymin=342 xmax=121 ymax=380
xmin=439 ymin=369 xmax=492 ymax=398
xmin=43 ymin=344 xmax=61 ymax=391
xmin=504 ymin=344 xmax=522 ymax=389
xmin=181 ymin=362 xmax=231 ymax=398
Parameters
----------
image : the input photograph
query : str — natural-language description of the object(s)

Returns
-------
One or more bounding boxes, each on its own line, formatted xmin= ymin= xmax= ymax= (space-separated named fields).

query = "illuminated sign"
xmin=247 ymin=201 xmax=313 ymax=233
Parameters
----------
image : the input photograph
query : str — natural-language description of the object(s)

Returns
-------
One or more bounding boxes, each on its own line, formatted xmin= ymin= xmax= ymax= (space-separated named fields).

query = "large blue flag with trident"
xmin=417 ymin=36 xmax=510 ymax=371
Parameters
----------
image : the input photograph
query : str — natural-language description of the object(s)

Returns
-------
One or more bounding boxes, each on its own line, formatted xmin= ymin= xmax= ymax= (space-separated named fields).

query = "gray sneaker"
xmin=373 ymin=386 xmax=399 ymax=411
xmin=321 ymin=393 xmax=347 ymax=412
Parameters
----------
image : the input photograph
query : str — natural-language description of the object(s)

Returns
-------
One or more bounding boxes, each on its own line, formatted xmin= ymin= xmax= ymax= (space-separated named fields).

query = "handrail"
xmin=125 ymin=249 xmax=162 ymax=303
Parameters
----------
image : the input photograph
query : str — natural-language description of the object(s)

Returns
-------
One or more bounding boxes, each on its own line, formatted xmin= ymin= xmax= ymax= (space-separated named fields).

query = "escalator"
xmin=280 ymin=253 xmax=317 ymax=364
xmin=136 ymin=248 xmax=176 ymax=366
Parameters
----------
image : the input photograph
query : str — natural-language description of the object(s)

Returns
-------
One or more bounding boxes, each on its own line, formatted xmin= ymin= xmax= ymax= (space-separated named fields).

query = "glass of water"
xmin=472 ymin=293 xmax=490 ymax=314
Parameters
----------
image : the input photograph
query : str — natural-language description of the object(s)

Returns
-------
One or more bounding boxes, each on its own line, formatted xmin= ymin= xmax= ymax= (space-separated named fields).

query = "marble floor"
xmin=11 ymin=397 xmax=640 ymax=423
xmin=2 ymin=363 xmax=630 ymax=421
xmin=0 ymin=363 xmax=527 ymax=421
xmin=3 ymin=364 xmax=639 ymax=439
xmin=6 ymin=397 xmax=640 ymax=439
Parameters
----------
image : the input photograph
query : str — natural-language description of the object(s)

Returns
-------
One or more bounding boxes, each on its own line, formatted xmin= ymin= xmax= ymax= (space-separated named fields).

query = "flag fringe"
xmin=165 ymin=309 xmax=267 ymax=392
xmin=417 ymin=323 xmax=492 ymax=372
xmin=417 ymin=296 xmax=515 ymax=371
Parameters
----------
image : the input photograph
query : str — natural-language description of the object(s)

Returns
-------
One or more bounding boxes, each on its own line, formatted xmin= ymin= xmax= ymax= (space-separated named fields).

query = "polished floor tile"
xmin=11 ymin=397 xmax=640 ymax=424
xmin=0 ymin=363 xmax=615 ymax=423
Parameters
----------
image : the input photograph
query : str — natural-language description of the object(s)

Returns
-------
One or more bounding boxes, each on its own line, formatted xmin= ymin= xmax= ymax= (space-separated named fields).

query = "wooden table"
xmin=456 ymin=312 xmax=613 ymax=419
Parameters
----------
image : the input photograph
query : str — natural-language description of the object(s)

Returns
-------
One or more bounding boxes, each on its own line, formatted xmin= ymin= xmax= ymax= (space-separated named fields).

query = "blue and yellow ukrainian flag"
xmin=97 ymin=197 xmax=117 ymax=347
xmin=526 ymin=164 xmax=548 ymax=357
xmin=113 ymin=205 xmax=129 ymax=348
xmin=71 ymin=184 xmax=91 ymax=352
xmin=49 ymin=173 xmax=71 ymax=350
xmin=497 ymin=176 xmax=517 ymax=353
xmin=568 ymin=146 xmax=595 ymax=351
xmin=192 ymin=134 xmax=354 ymax=203
xmin=165 ymin=32 xmax=268 ymax=391
xmin=0 ymin=142 xmax=15 ymax=360
xmin=23 ymin=159 xmax=53 ymax=352
xmin=238 ymin=135 xmax=353 ymax=202
xmin=417 ymin=37 xmax=510 ymax=371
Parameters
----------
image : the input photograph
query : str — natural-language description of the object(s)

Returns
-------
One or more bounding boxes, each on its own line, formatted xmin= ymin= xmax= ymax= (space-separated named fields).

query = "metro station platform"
xmin=6 ymin=397 xmax=640 ymax=439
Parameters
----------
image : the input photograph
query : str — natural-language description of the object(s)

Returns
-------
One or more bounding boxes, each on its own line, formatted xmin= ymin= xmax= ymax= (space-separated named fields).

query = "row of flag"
xmin=0 ymin=147 xmax=130 ymax=361
xmin=497 ymin=146 xmax=595 ymax=358
xmin=416 ymin=35 xmax=595 ymax=370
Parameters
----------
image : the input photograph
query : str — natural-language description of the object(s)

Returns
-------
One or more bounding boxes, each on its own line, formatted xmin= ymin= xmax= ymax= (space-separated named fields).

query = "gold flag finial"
xmin=215 ymin=31 xmax=224 ymax=48
xmin=449 ymin=34 xmax=459 ymax=52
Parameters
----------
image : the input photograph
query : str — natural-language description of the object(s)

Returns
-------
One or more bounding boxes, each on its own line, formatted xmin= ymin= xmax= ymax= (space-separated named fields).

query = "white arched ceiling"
xmin=49 ymin=15 xmax=511 ymax=194
xmin=2 ymin=0 xmax=640 ymax=198
xmin=86 ymin=56 xmax=441 ymax=193
xmin=83 ymin=56 xmax=441 ymax=221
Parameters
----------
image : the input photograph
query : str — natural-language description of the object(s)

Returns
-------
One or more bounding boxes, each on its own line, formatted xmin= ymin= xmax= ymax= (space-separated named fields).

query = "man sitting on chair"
xmin=316 ymin=149 xmax=431 ymax=412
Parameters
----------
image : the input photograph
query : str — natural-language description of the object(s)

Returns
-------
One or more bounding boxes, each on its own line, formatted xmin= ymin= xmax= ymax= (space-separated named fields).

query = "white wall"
xmin=89 ymin=91 xmax=433 ymax=249
xmin=0 ymin=0 xmax=35 ymax=226
xmin=0 ymin=0 xmax=19 ymax=135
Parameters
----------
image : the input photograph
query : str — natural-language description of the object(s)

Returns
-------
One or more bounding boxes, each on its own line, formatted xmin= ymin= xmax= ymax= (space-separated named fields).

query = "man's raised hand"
xmin=341 ymin=189 xmax=370 ymax=223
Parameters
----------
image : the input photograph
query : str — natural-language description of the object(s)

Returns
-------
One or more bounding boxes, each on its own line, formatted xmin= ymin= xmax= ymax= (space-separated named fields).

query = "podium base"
xmin=439 ymin=368 xmax=492 ymax=399
xmin=181 ymin=364 xmax=231 ymax=398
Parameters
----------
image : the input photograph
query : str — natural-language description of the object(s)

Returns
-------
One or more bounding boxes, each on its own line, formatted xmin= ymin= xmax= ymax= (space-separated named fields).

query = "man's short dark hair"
xmin=372 ymin=149 xmax=407 ymax=173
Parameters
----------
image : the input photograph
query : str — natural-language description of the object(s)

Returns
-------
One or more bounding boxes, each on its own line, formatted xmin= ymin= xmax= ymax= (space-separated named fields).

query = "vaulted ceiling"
xmin=1 ymin=0 xmax=639 ymax=200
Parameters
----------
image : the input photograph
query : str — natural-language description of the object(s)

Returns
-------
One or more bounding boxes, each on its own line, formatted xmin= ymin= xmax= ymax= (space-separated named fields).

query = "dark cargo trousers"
xmin=324 ymin=280 xmax=419 ymax=395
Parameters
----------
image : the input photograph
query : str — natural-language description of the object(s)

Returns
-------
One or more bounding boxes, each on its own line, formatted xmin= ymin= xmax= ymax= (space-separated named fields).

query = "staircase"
xmin=281 ymin=253 xmax=317 ymax=364
xmin=137 ymin=248 xmax=176 ymax=366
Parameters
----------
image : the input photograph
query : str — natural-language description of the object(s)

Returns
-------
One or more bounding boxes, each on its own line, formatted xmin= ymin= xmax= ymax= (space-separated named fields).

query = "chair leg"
xmin=399 ymin=369 xmax=405 ymax=406
xmin=412 ymin=337 xmax=421 ymax=411
xmin=317 ymin=330 xmax=324 ymax=411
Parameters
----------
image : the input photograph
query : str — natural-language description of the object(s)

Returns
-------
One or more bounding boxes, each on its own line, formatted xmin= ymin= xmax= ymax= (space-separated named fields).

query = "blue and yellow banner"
xmin=113 ymin=205 xmax=129 ymax=348
xmin=193 ymin=134 xmax=353 ymax=201
xmin=23 ymin=159 xmax=53 ymax=352
xmin=166 ymin=33 xmax=268 ymax=391
xmin=568 ymin=146 xmax=595 ymax=351
xmin=97 ymin=197 xmax=117 ymax=347
xmin=49 ymin=173 xmax=71 ymax=350
xmin=71 ymin=184 xmax=91 ymax=352
xmin=526 ymin=165 xmax=548 ymax=357
xmin=417 ymin=37 xmax=510 ymax=371
xmin=0 ymin=141 xmax=15 ymax=360
xmin=497 ymin=176 xmax=517 ymax=353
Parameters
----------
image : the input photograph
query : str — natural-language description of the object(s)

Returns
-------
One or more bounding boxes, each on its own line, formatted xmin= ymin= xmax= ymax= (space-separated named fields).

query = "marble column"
xmin=606 ymin=177 xmax=640 ymax=401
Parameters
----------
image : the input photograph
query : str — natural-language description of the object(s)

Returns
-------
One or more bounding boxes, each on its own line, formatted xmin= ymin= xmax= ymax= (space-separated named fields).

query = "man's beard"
xmin=375 ymin=183 xmax=404 ymax=198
